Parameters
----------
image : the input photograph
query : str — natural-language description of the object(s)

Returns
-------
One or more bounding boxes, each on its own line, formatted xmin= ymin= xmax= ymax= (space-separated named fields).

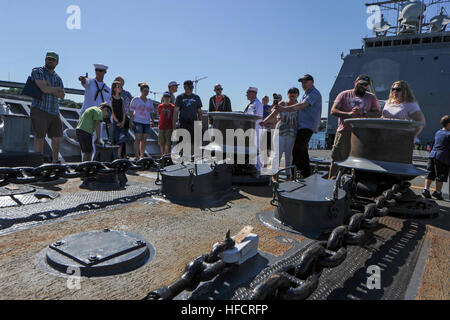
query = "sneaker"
xmin=422 ymin=189 xmax=431 ymax=199
xmin=432 ymin=191 xmax=444 ymax=201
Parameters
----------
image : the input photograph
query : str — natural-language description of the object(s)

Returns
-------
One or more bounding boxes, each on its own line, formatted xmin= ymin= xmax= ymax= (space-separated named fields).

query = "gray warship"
xmin=0 ymin=0 xmax=449 ymax=302
xmin=326 ymin=0 xmax=450 ymax=148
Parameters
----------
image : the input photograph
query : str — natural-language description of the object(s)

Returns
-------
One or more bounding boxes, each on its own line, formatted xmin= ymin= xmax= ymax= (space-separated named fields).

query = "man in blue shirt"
xmin=30 ymin=52 xmax=65 ymax=163
xmin=423 ymin=115 xmax=450 ymax=200
xmin=275 ymin=74 xmax=322 ymax=178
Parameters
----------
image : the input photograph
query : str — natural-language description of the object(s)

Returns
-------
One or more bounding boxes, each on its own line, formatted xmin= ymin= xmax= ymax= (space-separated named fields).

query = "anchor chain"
xmin=0 ymin=156 xmax=173 ymax=187
xmin=232 ymin=180 xmax=399 ymax=301
xmin=143 ymin=230 xmax=236 ymax=300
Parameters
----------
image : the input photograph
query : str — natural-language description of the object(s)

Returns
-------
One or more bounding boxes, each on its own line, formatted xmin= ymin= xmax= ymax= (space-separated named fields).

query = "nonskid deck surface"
xmin=0 ymin=157 xmax=448 ymax=300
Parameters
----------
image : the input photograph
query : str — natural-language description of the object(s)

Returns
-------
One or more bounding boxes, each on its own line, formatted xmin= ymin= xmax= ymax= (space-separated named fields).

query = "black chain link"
xmin=0 ymin=156 xmax=174 ymax=187
xmin=142 ymin=172 xmax=406 ymax=301
xmin=236 ymin=178 xmax=405 ymax=300
xmin=143 ymin=230 xmax=236 ymax=300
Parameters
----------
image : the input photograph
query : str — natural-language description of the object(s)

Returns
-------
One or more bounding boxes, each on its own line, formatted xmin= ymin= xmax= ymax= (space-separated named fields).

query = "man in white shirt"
xmin=78 ymin=64 xmax=111 ymax=159
xmin=244 ymin=87 xmax=264 ymax=172
xmin=79 ymin=64 xmax=111 ymax=114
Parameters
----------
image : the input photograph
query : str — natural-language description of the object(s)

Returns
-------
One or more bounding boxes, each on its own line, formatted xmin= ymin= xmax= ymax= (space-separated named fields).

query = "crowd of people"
xmin=27 ymin=52 xmax=450 ymax=198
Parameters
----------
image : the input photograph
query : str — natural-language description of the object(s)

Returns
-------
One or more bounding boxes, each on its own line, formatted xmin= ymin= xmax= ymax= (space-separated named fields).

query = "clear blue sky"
xmin=1 ymin=0 xmax=442 ymax=115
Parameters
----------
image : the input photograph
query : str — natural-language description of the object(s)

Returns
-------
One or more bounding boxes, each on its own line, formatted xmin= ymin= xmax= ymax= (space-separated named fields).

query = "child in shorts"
xmin=158 ymin=92 xmax=175 ymax=156
xmin=423 ymin=115 xmax=450 ymax=200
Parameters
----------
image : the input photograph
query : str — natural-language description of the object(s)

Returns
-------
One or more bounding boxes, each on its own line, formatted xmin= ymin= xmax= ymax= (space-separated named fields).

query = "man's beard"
xmin=355 ymin=87 xmax=366 ymax=96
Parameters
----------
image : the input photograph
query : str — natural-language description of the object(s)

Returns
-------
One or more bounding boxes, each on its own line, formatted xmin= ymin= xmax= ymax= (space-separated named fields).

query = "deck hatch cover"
xmin=45 ymin=229 xmax=153 ymax=277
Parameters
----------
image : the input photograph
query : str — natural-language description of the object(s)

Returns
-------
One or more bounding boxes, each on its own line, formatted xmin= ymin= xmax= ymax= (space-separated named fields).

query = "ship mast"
xmin=366 ymin=0 xmax=450 ymax=36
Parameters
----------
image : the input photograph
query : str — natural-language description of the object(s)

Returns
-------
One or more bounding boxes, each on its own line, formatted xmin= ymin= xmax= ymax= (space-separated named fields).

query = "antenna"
xmin=373 ymin=14 xmax=392 ymax=36
xmin=194 ymin=76 xmax=208 ymax=94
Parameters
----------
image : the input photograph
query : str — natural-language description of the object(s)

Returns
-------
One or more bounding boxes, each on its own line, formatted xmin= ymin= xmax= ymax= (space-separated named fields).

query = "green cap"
xmin=46 ymin=52 xmax=59 ymax=62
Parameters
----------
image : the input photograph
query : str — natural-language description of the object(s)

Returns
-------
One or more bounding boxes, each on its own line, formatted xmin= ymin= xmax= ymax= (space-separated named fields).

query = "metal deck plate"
xmin=161 ymin=163 xmax=213 ymax=177
xmin=0 ymin=196 xmax=18 ymax=208
xmin=0 ymin=185 xmax=35 ymax=196
xmin=277 ymin=174 xmax=346 ymax=202
xmin=13 ymin=194 xmax=41 ymax=206
xmin=45 ymin=229 xmax=154 ymax=277
xmin=0 ymin=182 xmax=159 ymax=236
xmin=232 ymin=216 xmax=426 ymax=300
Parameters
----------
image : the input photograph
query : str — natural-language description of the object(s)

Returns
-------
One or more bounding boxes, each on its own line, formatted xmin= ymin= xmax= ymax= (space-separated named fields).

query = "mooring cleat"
xmin=220 ymin=233 xmax=259 ymax=265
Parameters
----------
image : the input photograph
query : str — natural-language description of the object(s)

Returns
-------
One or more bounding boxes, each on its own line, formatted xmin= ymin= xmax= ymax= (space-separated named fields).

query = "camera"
xmin=273 ymin=93 xmax=280 ymax=106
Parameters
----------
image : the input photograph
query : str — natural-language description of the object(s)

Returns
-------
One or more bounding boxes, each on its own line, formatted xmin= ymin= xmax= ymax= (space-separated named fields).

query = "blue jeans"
xmin=134 ymin=122 xmax=150 ymax=135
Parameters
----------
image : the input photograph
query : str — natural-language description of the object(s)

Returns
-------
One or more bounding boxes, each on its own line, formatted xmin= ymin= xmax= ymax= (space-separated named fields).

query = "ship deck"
xmin=0 ymin=150 xmax=448 ymax=300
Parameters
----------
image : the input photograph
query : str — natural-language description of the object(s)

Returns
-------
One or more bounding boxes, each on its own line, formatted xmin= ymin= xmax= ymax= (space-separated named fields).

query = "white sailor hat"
xmin=247 ymin=87 xmax=258 ymax=93
xmin=168 ymin=81 xmax=179 ymax=87
xmin=94 ymin=63 xmax=108 ymax=71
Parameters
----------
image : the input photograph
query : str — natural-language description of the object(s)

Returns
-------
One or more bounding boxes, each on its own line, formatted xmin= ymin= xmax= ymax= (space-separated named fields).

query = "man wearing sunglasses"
xmin=208 ymin=84 xmax=232 ymax=126
xmin=79 ymin=64 xmax=111 ymax=114
xmin=328 ymin=74 xmax=381 ymax=179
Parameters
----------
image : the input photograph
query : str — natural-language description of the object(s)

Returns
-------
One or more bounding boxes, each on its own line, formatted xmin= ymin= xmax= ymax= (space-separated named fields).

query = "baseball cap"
xmin=168 ymin=81 xmax=179 ymax=87
xmin=356 ymin=74 xmax=371 ymax=84
xmin=46 ymin=52 xmax=59 ymax=62
xmin=163 ymin=91 xmax=171 ymax=97
xmin=298 ymin=74 xmax=314 ymax=82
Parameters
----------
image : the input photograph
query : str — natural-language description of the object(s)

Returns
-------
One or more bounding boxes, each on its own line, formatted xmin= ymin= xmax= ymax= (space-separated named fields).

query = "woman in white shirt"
xmin=382 ymin=80 xmax=426 ymax=138
xmin=129 ymin=83 xmax=155 ymax=160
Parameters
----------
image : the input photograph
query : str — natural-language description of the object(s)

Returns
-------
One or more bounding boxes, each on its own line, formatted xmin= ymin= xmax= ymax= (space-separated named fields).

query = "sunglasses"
xmin=391 ymin=87 xmax=402 ymax=92
xmin=215 ymin=88 xmax=223 ymax=91
xmin=95 ymin=69 xmax=106 ymax=73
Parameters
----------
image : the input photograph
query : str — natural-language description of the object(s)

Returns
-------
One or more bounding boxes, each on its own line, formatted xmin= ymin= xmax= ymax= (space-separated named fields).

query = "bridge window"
xmin=366 ymin=42 xmax=374 ymax=48
xmin=445 ymin=36 xmax=450 ymax=42
xmin=383 ymin=40 xmax=392 ymax=46
xmin=375 ymin=41 xmax=382 ymax=47
xmin=412 ymin=38 xmax=420 ymax=44
xmin=422 ymin=37 xmax=431 ymax=44
xmin=393 ymin=40 xmax=401 ymax=46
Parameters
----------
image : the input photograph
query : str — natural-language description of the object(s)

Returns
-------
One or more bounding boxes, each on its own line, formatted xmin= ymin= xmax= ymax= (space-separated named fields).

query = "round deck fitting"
xmin=338 ymin=157 xmax=427 ymax=177
xmin=160 ymin=162 xmax=234 ymax=205
xmin=339 ymin=118 xmax=425 ymax=177
xmin=44 ymin=229 xmax=154 ymax=277
xmin=274 ymin=174 xmax=350 ymax=237
xmin=0 ymin=185 xmax=35 ymax=196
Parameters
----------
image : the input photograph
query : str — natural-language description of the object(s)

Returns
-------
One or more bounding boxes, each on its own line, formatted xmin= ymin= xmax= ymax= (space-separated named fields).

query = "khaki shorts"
xmin=158 ymin=129 xmax=173 ymax=146
xmin=331 ymin=130 xmax=352 ymax=162
xmin=30 ymin=107 xmax=63 ymax=139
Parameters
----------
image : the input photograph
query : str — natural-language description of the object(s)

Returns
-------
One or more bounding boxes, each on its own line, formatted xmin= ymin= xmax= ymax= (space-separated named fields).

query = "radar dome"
xmin=429 ymin=11 xmax=450 ymax=32
xmin=398 ymin=0 xmax=426 ymax=33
